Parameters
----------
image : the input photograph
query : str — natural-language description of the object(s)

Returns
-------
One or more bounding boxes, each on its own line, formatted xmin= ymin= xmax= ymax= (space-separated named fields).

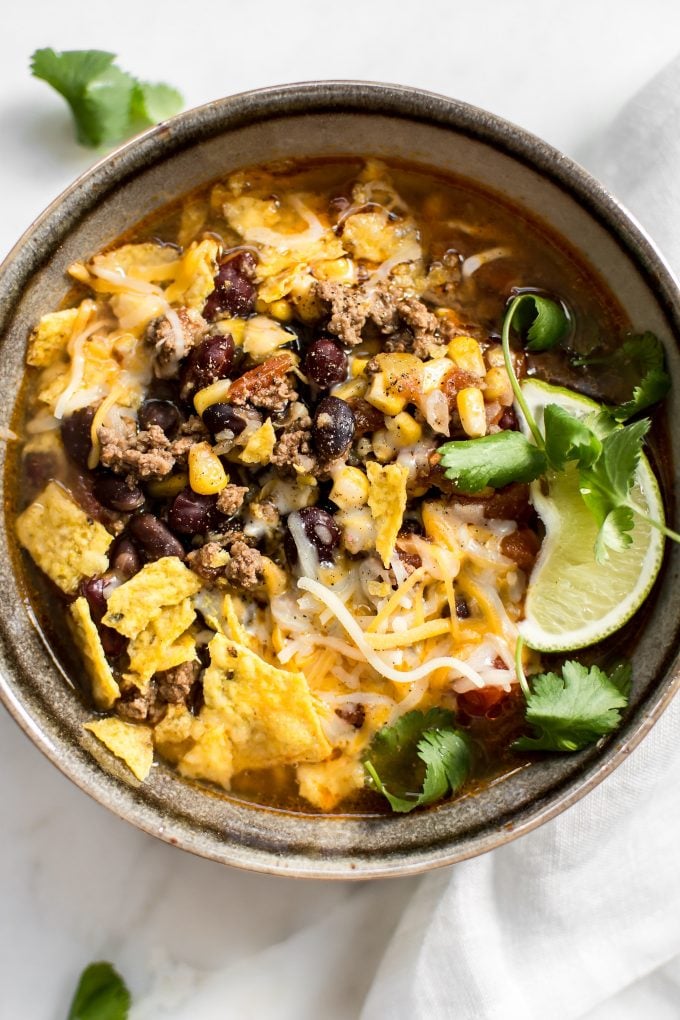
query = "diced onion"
xmin=287 ymin=511 xmax=319 ymax=580
xmin=424 ymin=389 xmax=450 ymax=435
xmin=461 ymin=247 xmax=511 ymax=279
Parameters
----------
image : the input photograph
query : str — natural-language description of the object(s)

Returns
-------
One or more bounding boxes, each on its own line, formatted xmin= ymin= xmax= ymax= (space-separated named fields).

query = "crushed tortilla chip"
xmin=178 ymin=722 xmax=234 ymax=788
xmin=27 ymin=308 xmax=78 ymax=367
xmin=84 ymin=717 xmax=154 ymax=781
xmin=221 ymin=594 xmax=251 ymax=646
xmin=297 ymin=756 xmax=365 ymax=812
xmin=165 ymin=239 xmax=218 ymax=309
xmin=240 ymin=419 xmax=275 ymax=465
xmin=69 ymin=597 xmax=120 ymax=709
xmin=366 ymin=461 xmax=409 ymax=567
xmin=87 ymin=242 xmax=179 ymax=284
xmin=152 ymin=704 xmax=195 ymax=762
xmin=16 ymin=482 xmax=112 ymax=593
xmin=102 ymin=557 xmax=201 ymax=638
xmin=126 ymin=597 xmax=196 ymax=685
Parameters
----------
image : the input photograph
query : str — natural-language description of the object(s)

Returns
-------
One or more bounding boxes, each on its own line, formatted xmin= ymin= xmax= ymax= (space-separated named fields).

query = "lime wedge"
xmin=517 ymin=379 xmax=665 ymax=653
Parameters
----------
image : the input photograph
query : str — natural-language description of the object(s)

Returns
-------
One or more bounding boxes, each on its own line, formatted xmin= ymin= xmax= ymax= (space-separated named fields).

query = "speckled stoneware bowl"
xmin=1 ymin=82 xmax=679 ymax=879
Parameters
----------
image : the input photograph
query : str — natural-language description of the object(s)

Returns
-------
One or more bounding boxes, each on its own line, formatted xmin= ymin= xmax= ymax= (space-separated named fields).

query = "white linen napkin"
xmin=131 ymin=59 xmax=680 ymax=1020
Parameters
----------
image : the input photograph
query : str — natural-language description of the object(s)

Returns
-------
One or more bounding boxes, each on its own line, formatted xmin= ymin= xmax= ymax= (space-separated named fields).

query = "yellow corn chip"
xmin=69 ymin=597 xmax=120 ymax=709
xmin=126 ymin=598 xmax=197 ymax=687
xmin=240 ymin=419 xmax=275 ymax=465
xmin=178 ymin=723 xmax=234 ymax=788
xmin=16 ymin=482 xmax=112 ymax=593
xmin=366 ymin=461 xmax=409 ymax=568
xmin=27 ymin=308 xmax=78 ymax=367
xmin=84 ymin=717 xmax=154 ymax=781
xmin=297 ymin=756 xmax=365 ymax=812
xmin=102 ymin=557 xmax=202 ymax=638
xmin=164 ymin=239 xmax=218 ymax=309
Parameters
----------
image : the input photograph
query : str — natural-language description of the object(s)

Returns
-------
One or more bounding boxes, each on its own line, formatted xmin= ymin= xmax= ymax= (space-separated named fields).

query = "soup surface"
xmin=12 ymin=158 xmax=640 ymax=814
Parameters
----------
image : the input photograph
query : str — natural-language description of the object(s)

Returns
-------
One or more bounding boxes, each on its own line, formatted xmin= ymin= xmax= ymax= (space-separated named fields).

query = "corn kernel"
xmin=263 ymin=559 xmax=288 ymax=597
xmin=351 ymin=357 xmax=369 ymax=377
xmin=313 ymin=257 xmax=355 ymax=284
xmin=372 ymin=427 xmax=398 ymax=463
xmin=421 ymin=358 xmax=454 ymax=394
xmin=290 ymin=275 xmax=324 ymax=322
xmin=194 ymin=379 xmax=232 ymax=416
xmin=484 ymin=366 xmax=514 ymax=405
xmin=385 ymin=411 xmax=423 ymax=448
xmin=332 ymin=376 xmax=368 ymax=401
xmin=330 ymin=466 xmax=370 ymax=509
xmin=243 ymin=315 xmax=292 ymax=362
xmin=337 ymin=506 xmax=376 ymax=554
xmin=145 ymin=472 xmax=188 ymax=499
xmin=447 ymin=336 xmax=486 ymax=377
xmin=366 ymin=374 xmax=408 ymax=416
xmin=214 ymin=318 xmax=246 ymax=346
xmin=272 ymin=624 xmax=284 ymax=654
xmin=457 ymin=387 xmax=487 ymax=438
xmin=188 ymin=442 xmax=228 ymax=494
xmin=269 ymin=299 xmax=294 ymax=322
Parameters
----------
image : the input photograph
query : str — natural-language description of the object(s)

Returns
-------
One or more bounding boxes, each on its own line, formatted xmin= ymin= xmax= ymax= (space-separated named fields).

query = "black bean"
xmin=168 ymin=488 xmax=217 ymax=535
xmin=138 ymin=399 xmax=182 ymax=438
xmin=399 ymin=518 xmax=425 ymax=536
xmin=108 ymin=536 xmax=142 ymax=579
xmin=498 ymin=406 xmax=519 ymax=431
xmin=203 ymin=251 xmax=257 ymax=320
xmin=61 ymin=407 xmax=96 ymax=469
xmin=304 ymin=338 xmax=348 ymax=388
xmin=179 ymin=333 xmax=234 ymax=399
xmin=201 ymin=402 xmax=247 ymax=437
xmin=93 ymin=473 xmax=145 ymax=513
xmin=286 ymin=506 xmax=341 ymax=565
xmin=455 ymin=595 xmax=471 ymax=619
xmin=79 ymin=576 xmax=126 ymax=657
xmin=129 ymin=513 xmax=185 ymax=560
xmin=312 ymin=396 xmax=355 ymax=461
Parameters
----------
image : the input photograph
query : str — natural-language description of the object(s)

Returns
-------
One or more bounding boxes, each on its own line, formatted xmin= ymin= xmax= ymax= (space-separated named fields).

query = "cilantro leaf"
xmin=438 ymin=431 xmax=548 ymax=492
xmin=543 ymin=403 xmax=602 ymax=469
xmin=67 ymin=961 xmax=130 ymax=1020
xmin=364 ymin=709 xmax=472 ymax=813
xmin=575 ymin=333 xmax=671 ymax=421
xmin=614 ymin=366 xmax=671 ymax=422
xmin=514 ymin=660 xmax=629 ymax=752
xmin=512 ymin=293 xmax=569 ymax=352
xmin=30 ymin=49 xmax=183 ymax=148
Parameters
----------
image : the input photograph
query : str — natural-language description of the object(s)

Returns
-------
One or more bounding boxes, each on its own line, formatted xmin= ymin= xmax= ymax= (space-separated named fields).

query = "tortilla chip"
xmin=297 ymin=756 xmax=365 ymax=812
xmin=366 ymin=461 xmax=409 ymax=568
xmin=69 ymin=597 xmax=120 ymax=709
xmin=152 ymin=703 xmax=194 ymax=758
xmin=16 ymin=482 xmax=112 ymax=593
xmin=177 ymin=723 xmax=234 ymax=788
xmin=27 ymin=308 xmax=78 ymax=367
xmin=126 ymin=598 xmax=197 ymax=687
xmin=89 ymin=242 xmax=179 ymax=283
xmin=84 ymin=717 xmax=154 ymax=781
xmin=240 ymin=419 xmax=275 ymax=465
xmin=201 ymin=633 xmax=331 ymax=774
xmin=164 ymin=239 xmax=218 ymax=309
xmin=102 ymin=557 xmax=202 ymax=638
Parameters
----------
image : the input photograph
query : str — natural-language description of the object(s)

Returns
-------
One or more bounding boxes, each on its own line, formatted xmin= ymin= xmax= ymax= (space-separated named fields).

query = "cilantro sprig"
xmin=31 ymin=49 xmax=183 ymax=148
xmin=574 ymin=332 xmax=671 ymax=421
xmin=364 ymin=708 xmax=472 ymax=813
xmin=67 ymin=961 xmax=130 ymax=1020
xmin=514 ymin=636 xmax=631 ymax=752
xmin=438 ymin=294 xmax=680 ymax=563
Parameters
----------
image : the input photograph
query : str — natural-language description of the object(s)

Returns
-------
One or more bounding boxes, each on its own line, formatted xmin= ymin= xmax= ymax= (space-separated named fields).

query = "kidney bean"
xmin=93 ymin=473 xmax=145 ymax=513
xmin=286 ymin=506 xmax=341 ymax=565
xmin=168 ymin=488 xmax=217 ymax=535
xmin=138 ymin=399 xmax=182 ymax=438
xmin=203 ymin=251 xmax=257 ymax=320
xmin=179 ymin=333 xmax=234 ymax=399
xmin=129 ymin=513 xmax=185 ymax=560
xmin=61 ymin=407 xmax=96 ymax=469
xmin=304 ymin=338 xmax=348 ymax=388
xmin=201 ymin=402 xmax=247 ymax=437
xmin=312 ymin=396 xmax=355 ymax=461
xmin=108 ymin=535 xmax=142 ymax=579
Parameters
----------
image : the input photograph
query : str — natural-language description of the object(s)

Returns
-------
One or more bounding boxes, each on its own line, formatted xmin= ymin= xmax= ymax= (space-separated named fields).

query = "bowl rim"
xmin=2 ymin=79 xmax=680 ymax=879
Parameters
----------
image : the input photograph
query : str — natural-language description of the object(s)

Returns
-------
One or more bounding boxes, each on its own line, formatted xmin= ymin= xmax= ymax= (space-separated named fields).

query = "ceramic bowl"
xmin=1 ymin=82 xmax=679 ymax=879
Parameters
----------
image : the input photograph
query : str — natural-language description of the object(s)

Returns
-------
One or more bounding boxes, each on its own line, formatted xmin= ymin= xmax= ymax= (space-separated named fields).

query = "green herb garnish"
xmin=514 ymin=637 xmax=631 ymax=752
xmin=67 ymin=962 xmax=130 ymax=1020
xmin=364 ymin=708 xmax=472 ymax=813
xmin=438 ymin=294 xmax=680 ymax=562
xmin=30 ymin=49 xmax=183 ymax=148
xmin=574 ymin=332 xmax=671 ymax=421
xmin=511 ymin=292 xmax=570 ymax=352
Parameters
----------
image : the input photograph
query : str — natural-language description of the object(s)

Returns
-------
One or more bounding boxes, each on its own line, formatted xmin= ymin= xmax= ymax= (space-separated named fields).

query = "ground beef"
xmin=224 ymin=540 xmax=266 ymax=591
xmin=269 ymin=425 xmax=317 ymax=474
xmin=147 ymin=307 xmax=209 ymax=379
xmin=335 ymin=703 xmax=366 ymax=729
xmin=186 ymin=542 xmax=230 ymax=584
xmin=156 ymin=660 xmax=201 ymax=704
xmin=216 ymin=484 xmax=249 ymax=516
xmin=99 ymin=424 xmax=175 ymax=480
xmin=228 ymin=355 xmax=298 ymax=413
xmin=116 ymin=684 xmax=166 ymax=725
xmin=170 ymin=416 xmax=210 ymax=465
xmin=315 ymin=280 xmax=448 ymax=355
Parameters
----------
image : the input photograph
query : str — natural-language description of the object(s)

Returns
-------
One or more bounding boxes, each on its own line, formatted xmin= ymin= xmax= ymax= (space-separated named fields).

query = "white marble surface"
xmin=2 ymin=2 xmax=680 ymax=1017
